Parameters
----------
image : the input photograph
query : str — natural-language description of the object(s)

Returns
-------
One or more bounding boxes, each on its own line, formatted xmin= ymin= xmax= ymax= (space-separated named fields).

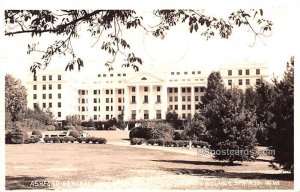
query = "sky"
xmin=1 ymin=1 xmax=298 ymax=83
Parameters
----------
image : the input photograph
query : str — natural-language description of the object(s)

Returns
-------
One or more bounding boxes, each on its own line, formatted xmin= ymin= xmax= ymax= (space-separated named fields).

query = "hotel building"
xmin=26 ymin=63 xmax=268 ymax=122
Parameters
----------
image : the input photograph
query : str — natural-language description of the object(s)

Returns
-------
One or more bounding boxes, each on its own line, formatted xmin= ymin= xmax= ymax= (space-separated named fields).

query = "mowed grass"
xmin=6 ymin=131 xmax=293 ymax=190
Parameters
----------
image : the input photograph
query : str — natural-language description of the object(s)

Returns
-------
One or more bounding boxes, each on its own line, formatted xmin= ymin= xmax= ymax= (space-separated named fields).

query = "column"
xmin=136 ymin=85 xmax=140 ymax=120
xmin=191 ymin=86 xmax=195 ymax=116
xmin=124 ymin=86 xmax=130 ymax=121
xmin=149 ymin=85 xmax=155 ymax=119
xmin=161 ymin=85 xmax=168 ymax=119
xmin=100 ymin=88 xmax=106 ymax=121
xmin=112 ymin=87 xmax=117 ymax=118
xmin=178 ymin=86 xmax=182 ymax=118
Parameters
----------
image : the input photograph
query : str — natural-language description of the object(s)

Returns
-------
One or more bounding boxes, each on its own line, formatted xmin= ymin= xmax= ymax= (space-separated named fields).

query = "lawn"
xmin=6 ymin=131 xmax=293 ymax=190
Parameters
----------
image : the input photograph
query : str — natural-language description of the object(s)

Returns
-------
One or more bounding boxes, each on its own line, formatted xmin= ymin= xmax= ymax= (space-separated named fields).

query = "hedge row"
xmin=130 ymin=138 xmax=209 ymax=148
xmin=43 ymin=136 xmax=107 ymax=144
xmin=24 ymin=136 xmax=40 ymax=144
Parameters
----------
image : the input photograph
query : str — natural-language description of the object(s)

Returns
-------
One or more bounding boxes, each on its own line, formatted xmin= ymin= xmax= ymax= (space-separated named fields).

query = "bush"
xmin=63 ymin=126 xmax=76 ymax=130
xmin=157 ymin=139 xmax=165 ymax=146
xmin=32 ymin=130 xmax=43 ymax=138
xmin=5 ymin=129 xmax=29 ymax=144
xmin=147 ymin=139 xmax=156 ymax=145
xmin=130 ymin=138 xmax=146 ymax=145
xmin=129 ymin=127 xmax=151 ymax=140
xmin=82 ymin=127 xmax=96 ymax=130
xmin=44 ymin=136 xmax=51 ymax=143
xmin=69 ymin=130 xmax=81 ymax=138
xmin=97 ymin=138 xmax=107 ymax=144
xmin=24 ymin=136 xmax=40 ymax=144
xmin=52 ymin=137 xmax=60 ymax=143
xmin=77 ymin=137 xmax=84 ymax=143
xmin=85 ymin=137 xmax=94 ymax=143
xmin=173 ymin=131 xmax=182 ymax=140
xmin=148 ymin=123 xmax=174 ymax=140
xmin=43 ymin=125 xmax=56 ymax=131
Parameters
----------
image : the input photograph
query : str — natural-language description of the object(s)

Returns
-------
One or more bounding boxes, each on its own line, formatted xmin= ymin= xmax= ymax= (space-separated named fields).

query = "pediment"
xmin=126 ymin=73 xmax=164 ymax=84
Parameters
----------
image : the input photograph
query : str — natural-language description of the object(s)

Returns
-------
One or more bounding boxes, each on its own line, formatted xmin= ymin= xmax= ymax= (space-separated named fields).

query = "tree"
xmin=24 ymin=105 xmax=54 ymax=125
xmin=166 ymin=110 xmax=182 ymax=129
xmin=5 ymin=9 xmax=272 ymax=75
xmin=269 ymin=56 xmax=294 ymax=172
xmin=255 ymin=80 xmax=274 ymax=146
xmin=5 ymin=74 xmax=27 ymax=122
xmin=198 ymin=72 xmax=257 ymax=164
xmin=64 ymin=115 xmax=81 ymax=126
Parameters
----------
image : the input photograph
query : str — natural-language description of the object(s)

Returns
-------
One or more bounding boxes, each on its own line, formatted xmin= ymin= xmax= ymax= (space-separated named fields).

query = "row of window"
xmin=33 ymin=84 xmax=61 ymax=90
xmin=228 ymin=79 xmax=261 ymax=86
xmin=169 ymin=104 xmax=193 ymax=111
xmin=169 ymin=95 xmax=203 ymax=102
xmin=131 ymin=110 xmax=162 ymax=120
xmin=34 ymin=75 xmax=62 ymax=81
xmin=168 ymin=87 xmax=205 ymax=93
xmin=169 ymin=78 xmax=204 ymax=82
xmin=33 ymin=102 xmax=61 ymax=109
xmin=97 ymin=73 xmax=127 ymax=78
xmin=171 ymin=71 xmax=201 ymax=75
xmin=34 ymin=93 xmax=61 ymax=100
xmin=228 ymin=69 xmax=260 ymax=76
xmin=131 ymin=95 xmax=161 ymax=104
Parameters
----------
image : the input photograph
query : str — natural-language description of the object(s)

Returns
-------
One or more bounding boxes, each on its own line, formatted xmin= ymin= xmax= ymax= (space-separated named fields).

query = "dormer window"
xmin=141 ymin=77 xmax=147 ymax=80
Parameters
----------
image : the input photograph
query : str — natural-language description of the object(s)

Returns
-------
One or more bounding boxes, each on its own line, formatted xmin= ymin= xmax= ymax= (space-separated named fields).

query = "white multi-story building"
xmin=26 ymin=63 xmax=268 ymax=122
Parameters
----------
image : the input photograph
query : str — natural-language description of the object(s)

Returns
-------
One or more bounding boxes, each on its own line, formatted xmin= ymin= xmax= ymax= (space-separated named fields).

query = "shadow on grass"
xmin=163 ymin=168 xmax=294 ymax=181
xmin=152 ymin=159 xmax=242 ymax=166
xmin=6 ymin=175 xmax=54 ymax=190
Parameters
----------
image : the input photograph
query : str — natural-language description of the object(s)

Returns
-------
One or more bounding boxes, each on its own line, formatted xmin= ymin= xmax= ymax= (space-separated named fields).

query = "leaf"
xmin=260 ymin=9 xmax=263 ymax=16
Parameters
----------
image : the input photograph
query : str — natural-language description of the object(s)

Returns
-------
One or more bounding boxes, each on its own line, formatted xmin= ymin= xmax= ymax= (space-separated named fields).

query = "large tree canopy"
xmin=5 ymin=9 xmax=272 ymax=75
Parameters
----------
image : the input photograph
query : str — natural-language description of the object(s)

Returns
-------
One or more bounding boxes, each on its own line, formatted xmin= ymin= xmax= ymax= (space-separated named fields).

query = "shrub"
xmin=74 ymin=125 xmax=83 ymax=132
xmin=157 ymin=139 xmax=165 ymax=146
xmin=85 ymin=137 xmax=94 ymax=143
xmin=148 ymin=123 xmax=174 ymax=140
xmin=43 ymin=136 xmax=51 ymax=143
xmin=63 ymin=126 xmax=76 ymax=130
xmin=52 ymin=137 xmax=60 ymax=143
xmin=129 ymin=127 xmax=151 ymax=140
xmin=43 ymin=125 xmax=56 ymax=131
xmin=147 ymin=139 xmax=156 ymax=145
xmin=69 ymin=130 xmax=81 ymax=138
xmin=32 ymin=130 xmax=43 ymax=138
xmin=5 ymin=129 xmax=29 ymax=144
xmin=97 ymin=138 xmax=107 ymax=144
xmin=24 ymin=136 xmax=40 ymax=144
xmin=130 ymin=138 xmax=146 ymax=145
xmin=173 ymin=131 xmax=182 ymax=140
xmin=77 ymin=137 xmax=84 ymax=143
xmin=164 ymin=140 xmax=173 ymax=147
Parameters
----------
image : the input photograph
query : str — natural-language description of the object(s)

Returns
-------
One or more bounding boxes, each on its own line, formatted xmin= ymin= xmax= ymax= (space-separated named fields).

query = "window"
xmin=118 ymin=89 xmax=122 ymax=94
xmin=132 ymin=96 xmax=136 ymax=103
xmin=98 ymin=106 xmax=101 ymax=111
xmin=182 ymin=114 xmax=186 ymax=119
xmin=200 ymin=87 xmax=205 ymax=92
xmin=187 ymin=96 xmax=191 ymax=102
xmin=43 ymin=94 xmax=46 ymax=99
xmin=103 ymin=74 xmax=106 ymax=77
xmin=118 ymin=98 xmax=122 ymax=103
xmin=43 ymin=76 xmax=46 ymax=81
xmin=144 ymin=95 xmax=148 ymax=103
xmin=58 ymin=75 xmax=61 ymax=80
xmin=131 ymin=110 xmax=136 ymax=120
xmin=49 ymin=103 xmax=52 ymax=108
xmin=132 ymin=87 xmax=136 ymax=92
xmin=174 ymin=96 xmax=178 ymax=102
xmin=106 ymin=106 xmax=109 ymax=111
xmin=184 ymin=72 xmax=188 ymax=75
xmin=246 ymin=79 xmax=250 ymax=85
xmin=118 ymin=106 xmax=122 ymax=111
xmin=58 ymin=112 xmax=61 ymax=117
xmin=228 ymin=70 xmax=232 ymax=76
xmin=157 ymin=95 xmax=161 ymax=103
xmin=238 ymin=70 xmax=242 ymax=75
xmin=256 ymin=79 xmax=261 ymax=85
xmin=176 ymin=72 xmax=180 ymax=75
xmin=78 ymin=107 xmax=80 ymax=111
xmin=182 ymin=105 xmax=186 ymax=110
xmin=239 ymin=79 xmax=243 ymax=85
xmin=157 ymin=86 xmax=160 ymax=92
xmin=43 ymin=85 xmax=46 ymax=90
xmin=169 ymin=96 xmax=173 ymax=102
xmin=58 ymin=84 xmax=61 ymax=89
xmin=33 ymin=103 xmax=38 ymax=109
xmin=94 ymin=90 xmax=97 ymax=95
xmin=144 ymin=110 xmax=149 ymax=119
xmin=246 ymin=69 xmax=250 ymax=75
xmin=33 ymin=94 xmax=37 ymax=99
xmin=98 ymin=74 xmax=101 ymax=77
xmin=171 ymin=72 xmax=174 ymax=75
xmin=169 ymin=105 xmax=173 ymax=110
xmin=57 ymin=93 xmax=61 ymax=99
xmin=123 ymin=73 xmax=126 ymax=76
xmin=144 ymin=87 xmax=148 ymax=92
xmin=94 ymin=98 xmax=97 ymax=103
xmin=82 ymin=115 xmax=85 ymax=120
xmin=118 ymin=73 xmax=121 ymax=77
xmin=82 ymin=99 xmax=85 ymax=104
xmin=187 ymin=87 xmax=191 ymax=93
xmin=174 ymin=105 xmax=178 ymax=110
xmin=49 ymin=75 xmax=52 ymax=81
xmin=111 ymin=89 xmax=113 ymax=94
xmin=110 ymin=74 xmax=113 ymax=77
xmin=195 ymin=96 xmax=199 ymax=101
xmin=42 ymin=103 xmax=46 ymax=108
xmin=174 ymin=88 xmax=178 ymax=93
xmin=187 ymin=105 xmax=191 ymax=110
xmin=256 ymin=69 xmax=260 ymax=75
xmin=197 ymin=71 xmax=201 ymax=74
xmin=33 ymin=76 xmax=37 ymax=81
xmin=169 ymin=88 xmax=173 ymax=93
xmin=49 ymin=84 xmax=52 ymax=90
xmin=106 ymin=98 xmax=109 ymax=103
xmin=94 ymin=106 xmax=97 ymax=111
xmin=111 ymin=98 xmax=113 ymax=103
xmin=182 ymin=96 xmax=186 ymax=102
xmin=58 ymin=102 xmax=61 ymax=108
xmin=106 ymin=90 xmax=109 ymax=94
xmin=182 ymin=88 xmax=186 ymax=93
xmin=33 ymin=85 xmax=37 ymax=90
xmin=49 ymin=94 xmax=52 ymax=99
xmin=192 ymin=71 xmax=195 ymax=74
xmin=195 ymin=87 xmax=199 ymax=92
xmin=228 ymin=80 xmax=232 ymax=86
xmin=94 ymin=115 xmax=97 ymax=120
xmin=156 ymin=110 xmax=161 ymax=119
